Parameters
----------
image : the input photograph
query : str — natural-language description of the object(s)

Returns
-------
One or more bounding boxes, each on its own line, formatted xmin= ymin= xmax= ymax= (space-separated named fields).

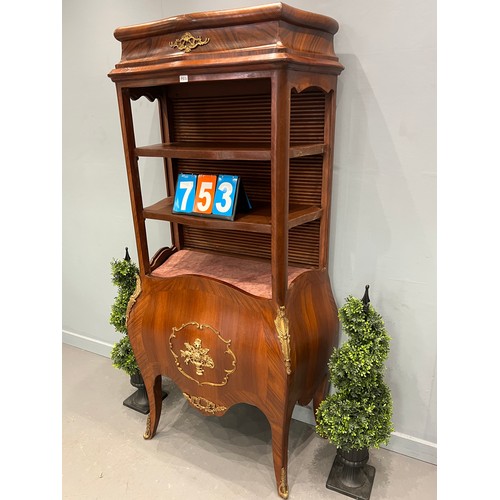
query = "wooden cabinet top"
xmin=108 ymin=2 xmax=343 ymax=82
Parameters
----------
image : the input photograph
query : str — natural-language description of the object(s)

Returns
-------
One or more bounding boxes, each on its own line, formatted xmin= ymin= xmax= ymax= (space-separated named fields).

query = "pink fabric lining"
xmin=151 ymin=249 xmax=308 ymax=299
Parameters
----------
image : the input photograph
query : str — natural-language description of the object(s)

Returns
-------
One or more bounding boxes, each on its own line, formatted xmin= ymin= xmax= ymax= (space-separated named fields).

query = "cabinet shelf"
xmin=135 ymin=142 xmax=325 ymax=161
xmin=143 ymin=197 xmax=323 ymax=234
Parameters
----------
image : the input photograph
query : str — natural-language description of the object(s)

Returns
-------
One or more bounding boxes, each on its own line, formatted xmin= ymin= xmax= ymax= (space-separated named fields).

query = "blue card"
xmin=173 ymin=173 xmax=197 ymax=213
xmin=212 ymin=175 xmax=239 ymax=218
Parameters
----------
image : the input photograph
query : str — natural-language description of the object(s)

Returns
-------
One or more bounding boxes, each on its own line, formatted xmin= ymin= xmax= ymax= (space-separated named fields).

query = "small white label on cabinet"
xmin=179 ymin=75 xmax=188 ymax=83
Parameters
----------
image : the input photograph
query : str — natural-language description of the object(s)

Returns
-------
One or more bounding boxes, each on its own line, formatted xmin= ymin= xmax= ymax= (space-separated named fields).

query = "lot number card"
xmin=173 ymin=173 xmax=251 ymax=220
xmin=172 ymin=173 xmax=197 ymax=213
xmin=193 ymin=174 xmax=217 ymax=214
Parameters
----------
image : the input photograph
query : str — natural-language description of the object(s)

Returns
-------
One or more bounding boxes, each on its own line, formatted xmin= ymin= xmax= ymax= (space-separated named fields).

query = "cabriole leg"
xmin=143 ymin=374 xmax=162 ymax=439
xmin=267 ymin=402 xmax=295 ymax=499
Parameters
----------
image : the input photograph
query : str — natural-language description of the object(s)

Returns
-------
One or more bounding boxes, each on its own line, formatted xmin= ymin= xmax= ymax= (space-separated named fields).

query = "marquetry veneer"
xmin=108 ymin=3 xmax=344 ymax=497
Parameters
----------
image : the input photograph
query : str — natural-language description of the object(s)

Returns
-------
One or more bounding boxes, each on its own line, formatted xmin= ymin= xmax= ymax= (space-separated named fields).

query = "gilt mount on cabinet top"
xmin=108 ymin=2 xmax=344 ymax=83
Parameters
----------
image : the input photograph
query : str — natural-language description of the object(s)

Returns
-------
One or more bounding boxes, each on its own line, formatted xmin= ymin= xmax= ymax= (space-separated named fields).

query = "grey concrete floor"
xmin=62 ymin=343 xmax=436 ymax=500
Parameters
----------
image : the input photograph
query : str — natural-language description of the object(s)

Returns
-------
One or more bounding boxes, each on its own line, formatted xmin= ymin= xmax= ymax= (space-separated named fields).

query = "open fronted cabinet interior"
xmin=108 ymin=3 xmax=343 ymax=498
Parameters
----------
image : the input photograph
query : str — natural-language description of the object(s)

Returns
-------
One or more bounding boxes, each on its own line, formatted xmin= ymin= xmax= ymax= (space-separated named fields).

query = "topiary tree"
xmin=315 ymin=286 xmax=393 ymax=451
xmin=315 ymin=286 xmax=393 ymax=496
xmin=109 ymin=248 xmax=140 ymax=377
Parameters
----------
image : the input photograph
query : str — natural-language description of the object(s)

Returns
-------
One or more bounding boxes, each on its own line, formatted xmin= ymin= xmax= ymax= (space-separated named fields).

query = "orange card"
xmin=193 ymin=174 xmax=217 ymax=214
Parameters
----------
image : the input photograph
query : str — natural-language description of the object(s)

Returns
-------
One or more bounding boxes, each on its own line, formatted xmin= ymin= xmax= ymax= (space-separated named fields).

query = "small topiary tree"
xmin=315 ymin=286 xmax=393 ymax=452
xmin=109 ymin=248 xmax=140 ymax=377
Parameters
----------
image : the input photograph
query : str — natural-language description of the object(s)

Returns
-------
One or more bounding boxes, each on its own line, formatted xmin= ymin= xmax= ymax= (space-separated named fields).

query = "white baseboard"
xmin=292 ymin=405 xmax=437 ymax=465
xmin=384 ymin=431 xmax=437 ymax=465
xmin=62 ymin=330 xmax=113 ymax=358
xmin=62 ymin=331 xmax=437 ymax=466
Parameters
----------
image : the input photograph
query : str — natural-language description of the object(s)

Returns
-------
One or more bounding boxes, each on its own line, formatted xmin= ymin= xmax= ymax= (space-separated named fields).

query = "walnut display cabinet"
xmin=108 ymin=3 xmax=343 ymax=498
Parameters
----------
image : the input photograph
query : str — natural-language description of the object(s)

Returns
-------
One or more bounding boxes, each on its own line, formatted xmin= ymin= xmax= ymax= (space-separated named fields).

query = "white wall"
xmin=63 ymin=0 xmax=436 ymax=463
xmin=62 ymin=0 xmax=168 ymax=354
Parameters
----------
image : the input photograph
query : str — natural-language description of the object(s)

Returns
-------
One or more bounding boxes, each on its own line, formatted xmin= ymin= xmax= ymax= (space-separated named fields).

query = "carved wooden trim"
xmin=113 ymin=4 xmax=339 ymax=42
xmin=150 ymin=246 xmax=177 ymax=272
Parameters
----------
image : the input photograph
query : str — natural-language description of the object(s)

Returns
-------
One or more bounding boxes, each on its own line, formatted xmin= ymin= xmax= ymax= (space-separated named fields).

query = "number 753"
xmin=173 ymin=173 xmax=238 ymax=217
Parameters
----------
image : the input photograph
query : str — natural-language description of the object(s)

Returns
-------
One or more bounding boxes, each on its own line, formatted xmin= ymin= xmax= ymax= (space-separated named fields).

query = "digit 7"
xmin=178 ymin=180 xmax=194 ymax=211
xmin=172 ymin=173 xmax=196 ymax=214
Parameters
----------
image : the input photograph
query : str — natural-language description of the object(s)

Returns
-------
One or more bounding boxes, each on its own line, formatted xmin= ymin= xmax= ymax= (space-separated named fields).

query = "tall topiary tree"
xmin=316 ymin=286 xmax=393 ymax=451
xmin=315 ymin=286 xmax=393 ymax=498
xmin=109 ymin=248 xmax=140 ymax=377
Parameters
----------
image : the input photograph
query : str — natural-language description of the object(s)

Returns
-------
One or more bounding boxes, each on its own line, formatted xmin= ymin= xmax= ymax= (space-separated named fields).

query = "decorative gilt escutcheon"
xmin=183 ymin=393 xmax=227 ymax=414
xmin=170 ymin=32 xmax=210 ymax=53
xmin=275 ymin=306 xmax=292 ymax=375
xmin=169 ymin=322 xmax=236 ymax=386
xmin=180 ymin=338 xmax=215 ymax=376
xmin=125 ymin=275 xmax=141 ymax=327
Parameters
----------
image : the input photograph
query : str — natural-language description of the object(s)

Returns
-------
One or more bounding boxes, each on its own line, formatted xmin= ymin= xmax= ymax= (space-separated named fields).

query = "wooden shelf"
xmin=135 ymin=142 xmax=325 ymax=161
xmin=143 ymin=197 xmax=323 ymax=234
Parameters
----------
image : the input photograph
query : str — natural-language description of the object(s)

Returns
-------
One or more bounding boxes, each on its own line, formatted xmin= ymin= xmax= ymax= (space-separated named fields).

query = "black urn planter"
xmin=326 ymin=447 xmax=376 ymax=500
xmin=122 ymin=371 xmax=167 ymax=414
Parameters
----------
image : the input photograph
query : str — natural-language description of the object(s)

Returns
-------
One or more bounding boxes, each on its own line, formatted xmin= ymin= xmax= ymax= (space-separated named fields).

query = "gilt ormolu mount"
xmin=108 ymin=3 xmax=343 ymax=497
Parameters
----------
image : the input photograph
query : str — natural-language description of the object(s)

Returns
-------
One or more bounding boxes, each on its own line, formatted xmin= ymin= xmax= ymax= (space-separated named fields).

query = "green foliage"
xmin=109 ymin=254 xmax=140 ymax=375
xmin=110 ymin=335 xmax=138 ymax=376
xmin=315 ymin=295 xmax=394 ymax=451
xmin=109 ymin=257 xmax=139 ymax=335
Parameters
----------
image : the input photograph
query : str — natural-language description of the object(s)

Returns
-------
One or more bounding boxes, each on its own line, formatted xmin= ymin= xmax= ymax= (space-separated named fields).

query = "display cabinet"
xmin=108 ymin=3 xmax=343 ymax=497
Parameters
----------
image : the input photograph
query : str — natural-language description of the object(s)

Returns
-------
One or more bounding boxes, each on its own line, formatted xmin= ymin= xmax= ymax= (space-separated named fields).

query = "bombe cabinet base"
xmin=127 ymin=251 xmax=338 ymax=498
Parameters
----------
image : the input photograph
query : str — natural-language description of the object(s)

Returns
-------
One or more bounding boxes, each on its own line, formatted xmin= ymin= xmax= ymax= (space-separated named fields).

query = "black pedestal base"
xmin=123 ymin=387 xmax=168 ymax=414
xmin=326 ymin=454 xmax=376 ymax=500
